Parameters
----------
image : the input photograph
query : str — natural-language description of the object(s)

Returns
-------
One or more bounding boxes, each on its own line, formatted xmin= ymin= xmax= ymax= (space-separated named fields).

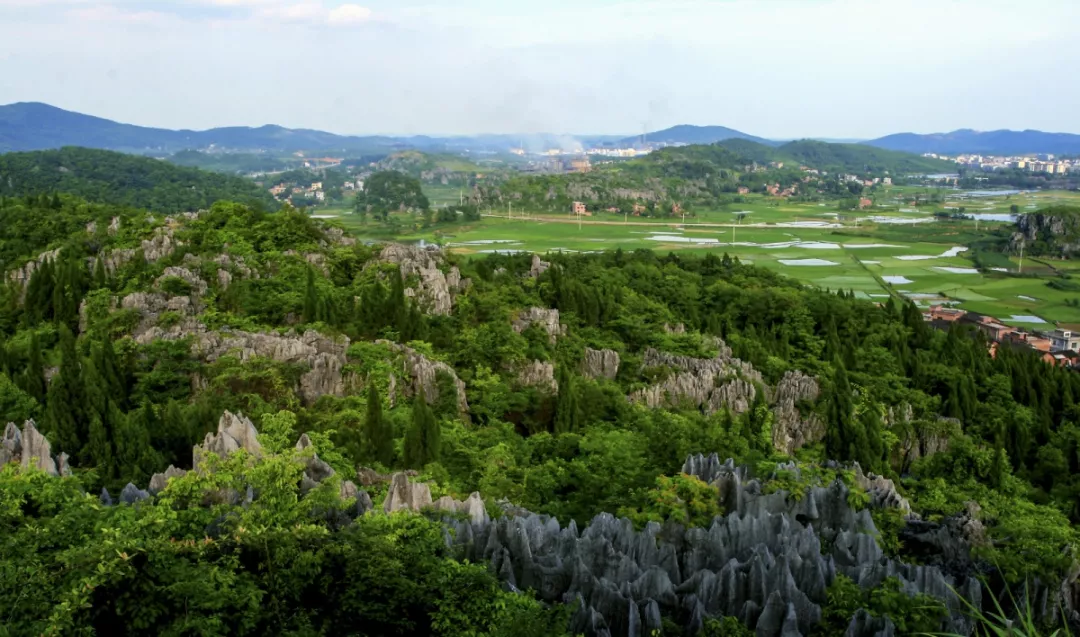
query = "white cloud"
xmin=327 ymin=3 xmax=370 ymax=25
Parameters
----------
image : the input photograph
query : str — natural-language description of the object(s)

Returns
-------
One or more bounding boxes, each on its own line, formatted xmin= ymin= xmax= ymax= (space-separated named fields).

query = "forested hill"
xmin=479 ymin=140 xmax=953 ymax=213
xmin=866 ymin=128 xmax=1080 ymax=155
xmin=1009 ymin=205 xmax=1080 ymax=256
xmin=716 ymin=138 xmax=955 ymax=174
xmin=3 ymin=194 xmax=1080 ymax=633
xmin=0 ymin=147 xmax=276 ymax=212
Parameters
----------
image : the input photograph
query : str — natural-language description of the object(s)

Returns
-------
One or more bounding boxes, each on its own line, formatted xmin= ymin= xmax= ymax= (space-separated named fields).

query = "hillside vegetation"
xmin=477 ymin=140 xmax=951 ymax=213
xmin=2 ymin=187 xmax=1080 ymax=633
xmin=0 ymin=147 xmax=277 ymax=212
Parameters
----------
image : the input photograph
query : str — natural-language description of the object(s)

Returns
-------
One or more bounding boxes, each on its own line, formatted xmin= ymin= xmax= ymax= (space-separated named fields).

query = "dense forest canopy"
xmin=3 ymin=189 xmax=1080 ymax=634
xmin=0 ymin=147 xmax=278 ymax=212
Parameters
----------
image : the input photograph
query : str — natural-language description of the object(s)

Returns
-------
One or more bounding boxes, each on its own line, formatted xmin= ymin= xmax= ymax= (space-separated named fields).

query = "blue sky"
xmin=1 ymin=0 xmax=1077 ymax=138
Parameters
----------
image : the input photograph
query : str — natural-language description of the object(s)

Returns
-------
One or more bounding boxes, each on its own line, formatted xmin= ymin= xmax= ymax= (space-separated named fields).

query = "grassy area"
xmin=325 ymin=189 xmax=1080 ymax=328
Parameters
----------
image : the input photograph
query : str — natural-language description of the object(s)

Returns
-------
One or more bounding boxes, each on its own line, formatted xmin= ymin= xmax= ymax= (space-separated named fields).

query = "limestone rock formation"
xmin=770 ymin=371 xmax=824 ymax=456
xmin=1010 ymin=211 xmax=1080 ymax=257
xmin=13 ymin=420 xmax=64 ymax=476
xmin=0 ymin=422 xmax=22 ymax=466
xmin=373 ymin=244 xmax=466 ymax=315
xmin=8 ymin=248 xmax=62 ymax=291
xmin=194 ymin=410 xmax=263 ymax=466
xmin=853 ymin=464 xmax=911 ymax=515
xmin=529 ymin=254 xmax=551 ymax=278
xmin=156 ymin=266 xmax=208 ymax=297
xmin=441 ymin=452 xmax=979 ymax=637
xmin=383 ymin=472 xmax=433 ymax=513
xmin=512 ymin=307 xmax=565 ymax=343
xmin=295 ymin=432 xmax=336 ymax=489
xmin=582 ymin=348 xmax=620 ymax=380
xmin=96 ymin=224 xmax=180 ymax=276
xmin=377 ymin=340 xmax=469 ymax=413
xmin=433 ymin=492 xmax=489 ymax=525
xmin=192 ymin=329 xmax=349 ymax=404
xmin=630 ymin=347 xmax=761 ymax=414
xmin=148 ymin=465 xmax=189 ymax=494
xmin=517 ymin=360 xmax=558 ymax=393
xmin=120 ymin=483 xmax=151 ymax=504
xmin=323 ymin=226 xmax=357 ymax=247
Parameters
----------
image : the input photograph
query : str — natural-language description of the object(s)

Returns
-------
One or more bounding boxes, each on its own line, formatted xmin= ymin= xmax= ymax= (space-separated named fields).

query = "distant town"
xmin=929 ymin=152 xmax=1079 ymax=174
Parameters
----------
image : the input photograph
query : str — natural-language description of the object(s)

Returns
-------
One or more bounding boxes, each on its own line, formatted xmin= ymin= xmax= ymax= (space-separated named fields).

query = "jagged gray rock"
xmin=771 ymin=371 xmax=823 ymax=456
xmin=434 ymin=492 xmax=489 ymax=525
xmin=156 ymin=266 xmax=208 ymax=297
xmin=119 ymin=483 xmax=150 ymax=504
xmin=95 ymin=224 xmax=180 ymax=276
xmin=100 ymin=488 xmax=114 ymax=506
xmin=518 ymin=360 xmax=558 ymax=392
xmin=19 ymin=420 xmax=59 ymax=476
xmin=529 ymin=254 xmax=550 ymax=278
xmin=377 ymin=340 xmax=469 ymax=413
xmin=191 ymin=329 xmax=349 ymax=404
xmin=853 ymin=464 xmax=911 ymax=515
xmin=383 ymin=472 xmax=433 ymax=514
xmin=582 ymin=348 xmax=620 ymax=380
xmin=295 ymin=433 xmax=336 ymax=483
xmin=8 ymin=248 xmax=62 ymax=293
xmin=0 ymin=422 xmax=22 ymax=466
xmin=444 ymin=453 xmax=979 ymax=637
xmin=194 ymin=410 xmax=263 ymax=466
xmin=630 ymin=347 xmax=761 ymax=414
xmin=148 ymin=465 xmax=189 ymax=494
xmin=373 ymin=244 xmax=465 ymax=315
xmin=513 ymin=307 xmax=565 ymax=343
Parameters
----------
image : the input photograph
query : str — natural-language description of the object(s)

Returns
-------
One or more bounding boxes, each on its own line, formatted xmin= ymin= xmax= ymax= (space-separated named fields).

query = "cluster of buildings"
xmin=924 ymin=305 xmax=1080 ymax=367
xmin=927 ymin=153 xmax=1079 ymax=174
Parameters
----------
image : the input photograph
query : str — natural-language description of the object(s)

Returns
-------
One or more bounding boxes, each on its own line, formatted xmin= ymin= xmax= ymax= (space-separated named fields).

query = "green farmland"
xmin=329 ymin=188 xmax=1080 ymax=328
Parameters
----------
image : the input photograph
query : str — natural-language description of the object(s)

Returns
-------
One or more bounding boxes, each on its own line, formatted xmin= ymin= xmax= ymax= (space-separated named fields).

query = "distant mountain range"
xmin=863 ymin=129 xmax=1080 ymax=156
xmin=621 ymin=124 xmax=773 ymax=147
xmin=0 ymin=102 xmax=619 ymax=155
xmin=2 ymin=102 xmax=1078 ymax=157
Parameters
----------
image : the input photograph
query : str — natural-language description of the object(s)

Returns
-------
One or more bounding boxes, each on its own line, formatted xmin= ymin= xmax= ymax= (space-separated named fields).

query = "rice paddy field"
xmin=329 ymin=187 xmax=1080 ymax=328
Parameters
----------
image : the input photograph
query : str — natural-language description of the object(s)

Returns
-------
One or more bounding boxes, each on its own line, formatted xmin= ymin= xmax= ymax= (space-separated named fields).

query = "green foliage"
xmin=618 ymin=473 xmax=722 ymax=529
xmin=0 ymin=147 xmax=276 ymax=212
xmin=815 ymin=575 xmax=946 ymax=636
xmin=404 ymin=390 xmax=441 ymax=469
xmin=355 ymin=171 xmax=429 ymax=221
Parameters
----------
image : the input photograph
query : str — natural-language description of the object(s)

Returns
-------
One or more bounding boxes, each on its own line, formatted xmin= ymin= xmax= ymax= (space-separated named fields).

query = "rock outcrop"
xmin=434 ymin=491 xmax=489 ymax=525
xmin=148 ymin=465 xmax=189 ymax=494
xmin=512 ymin=307 xmax=565 ymax=343
xmin=8 ymin=248 xmax=62 ymax=291
xmin=194 ymin=411 xmax=264 ymax=466
xmin=383 ymin=472 xmax=433 ymax=514
xmin=1 ymin=420 xmax=69 ymax=476
xmin=1010 ymin=210 xmax=1080 ymax=257
xmin=582 ymin=348 xmax=620 ymax=380
xmin=853 ymin=464 xmax=911 ymax=515
xmin=441 ymin=453 xmax=979 ymax=637
xmin=156 ymin=266 xmax=208 ymax=297
xmin=770 ymin=371 xmax=824 ymax=456
xmin=378 ymin=340 xmax=469 ymax=413
xmin=529 ymin=254 xmax=550 ymax=278
xmin=96 ymin=224 xmax=180 ymax=275
xmin=631 ymin=347 xmax=761 ymax=414
xmin=373 ymin=244 xmax=466 ymax=315
xmin=517 ymin=360 xmax=558 ymax=393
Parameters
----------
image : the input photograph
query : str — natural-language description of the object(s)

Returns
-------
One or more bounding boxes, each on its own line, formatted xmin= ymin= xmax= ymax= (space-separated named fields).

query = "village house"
xmin=632 ymin=203 xmax=647 ymax=215
xmin=572 ymin=201 xmax=589 ymax=216
xmin=269 ymin=184 xmax=287 ymax=197
xmin=1049 ymin=329 xmax=1080 ymax=352
xmin=672 ymin=203 xmax=683 ymax=215
xmin=858 ymin=198 xmax=873 ymax=210
xmin=737 ymin=187 xmax=750 ymax=195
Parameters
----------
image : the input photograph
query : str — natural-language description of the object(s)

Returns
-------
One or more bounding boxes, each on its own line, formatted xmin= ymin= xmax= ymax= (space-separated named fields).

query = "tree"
xmin=553 ymin=365 xmax=580 ymax=435
xmin=355 ymin=171 xmax=429 ymax=222
xmin=303 ymin=266 xmax=319 ymax=324
xmin=19 ymin=331 xmax=46 ymax=404
xmin=404 ymin=389 xmax=439 ymax=468
xmin=364 ymin=383 xmax=394 ymax=466
xmin=43 ymin=326 xmax=85 ymax=459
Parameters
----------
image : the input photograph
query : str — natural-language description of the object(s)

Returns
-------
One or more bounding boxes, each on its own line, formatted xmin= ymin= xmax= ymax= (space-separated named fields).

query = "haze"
xmin=1 ymin=0 xmax=1078 ymax=138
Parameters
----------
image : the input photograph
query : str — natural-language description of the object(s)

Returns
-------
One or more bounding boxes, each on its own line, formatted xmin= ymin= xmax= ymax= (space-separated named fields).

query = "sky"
xmin=1 ymin=0 xmax=1078 ymax=139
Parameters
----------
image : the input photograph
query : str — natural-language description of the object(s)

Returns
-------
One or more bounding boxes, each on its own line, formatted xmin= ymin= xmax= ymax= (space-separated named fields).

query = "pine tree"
xmin=404 ymin=389 xmax=438 ymax=468
xmin=364 ymin=383 xmax=394 ymax=466
xmin=825 ymin=362 xmax=866 ymax=465
xmin=92 ymin=256 xmax=107 ymax=289
xmin=20 ymin=331 xmax=46 ymax=404
xmin=117 ymin=401 xmax=162 ymax=485
xmin=303 ymin=266 xmax=319 ymax=324
xmin=553 ymin=365 xmax=580 ymax=435
xmin=44 ymin=327 xmax=85 ymax=458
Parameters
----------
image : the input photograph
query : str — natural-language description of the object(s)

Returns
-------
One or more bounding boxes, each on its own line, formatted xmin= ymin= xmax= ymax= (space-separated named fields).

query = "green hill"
xmin=0 ymin=147 xmax=277 ymax=212
xmin=716 ymin=139 xmax=953 ymax=175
